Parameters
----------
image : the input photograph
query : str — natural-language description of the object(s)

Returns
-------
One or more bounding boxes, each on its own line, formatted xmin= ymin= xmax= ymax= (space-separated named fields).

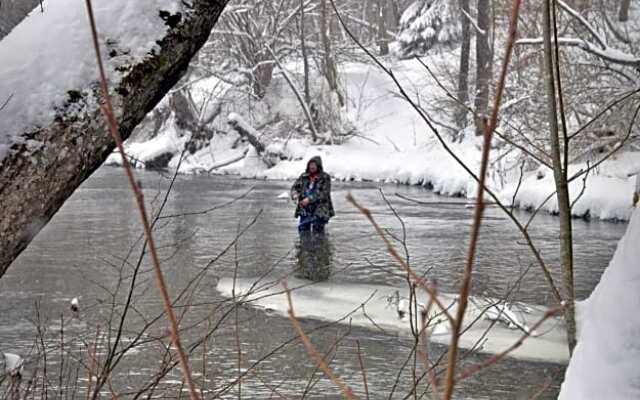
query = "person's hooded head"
xmin=306 ymin=156 xmax=323 ymax=175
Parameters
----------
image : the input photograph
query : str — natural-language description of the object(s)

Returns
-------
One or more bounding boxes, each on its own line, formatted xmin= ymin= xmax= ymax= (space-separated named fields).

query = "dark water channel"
xmin=0 ymin=166 xmax=627 ymax=399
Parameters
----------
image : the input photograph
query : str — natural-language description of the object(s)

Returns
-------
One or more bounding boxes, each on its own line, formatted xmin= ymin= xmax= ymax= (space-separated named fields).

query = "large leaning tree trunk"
xmin=0 ymin=0 xmax=228 ymax=278
xmin=0 ymin=0 xmax=41 ymax=39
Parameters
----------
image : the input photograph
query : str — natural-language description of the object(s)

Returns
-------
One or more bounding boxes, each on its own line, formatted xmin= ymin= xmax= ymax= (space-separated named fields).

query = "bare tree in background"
xmin=300 ymin=0 xmax=311 ymax=105
xmin=376 ymin=0 xmax=390 ymax=55
xmin=319 ymin=0 xmax=345 ymax=107
xmin=619 ymin=0 xmax=631 ymax=22
xmin=456 ymin=0 xmax=471 ymax=131
xmin=541 ymin=0 xmax=577 ymax=352
xmin=474 ymin=0 xmax=492 ymax=136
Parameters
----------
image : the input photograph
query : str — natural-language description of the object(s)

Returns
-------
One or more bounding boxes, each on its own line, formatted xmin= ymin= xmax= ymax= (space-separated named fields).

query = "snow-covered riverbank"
xmin=107 ymin=59 xmax=640 ymax=220
xmin=107 ymin=58 xmax=639 ymax=221
xmin=559 ymin=208 xmax=640 ymax=399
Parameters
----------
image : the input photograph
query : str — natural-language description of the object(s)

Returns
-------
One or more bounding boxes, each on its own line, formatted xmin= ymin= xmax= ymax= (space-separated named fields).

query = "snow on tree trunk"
xmin=558 ymin=208 xmax=640 ymax=399
xmin=0 ymin=0 xmax=227 ymax=278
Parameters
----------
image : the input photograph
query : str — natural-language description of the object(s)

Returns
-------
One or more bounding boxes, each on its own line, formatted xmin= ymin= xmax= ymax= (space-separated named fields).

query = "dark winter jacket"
xmin=290 ymin=156 xmax=335 ymax=221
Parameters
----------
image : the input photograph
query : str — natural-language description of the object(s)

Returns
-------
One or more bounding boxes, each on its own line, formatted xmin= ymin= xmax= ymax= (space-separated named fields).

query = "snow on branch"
xmin=516 ymin=37 xmax=640 ymax=68
xmin=517 ymin=0 xmax=640 ymax=68
xmin=556 ymin=0 xmax=608 ymax=49
xmin=461 ymin=7 xmax=486 ymax=36
xmin=228 ymin=113 xmax=267 ymax=154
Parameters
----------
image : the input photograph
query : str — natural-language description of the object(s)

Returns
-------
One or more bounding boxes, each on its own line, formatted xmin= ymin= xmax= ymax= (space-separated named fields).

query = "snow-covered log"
xmin=0 ymin=0 xmax=227 ymax=278
xmin=227 ymin=113 xmax=273 ymax=167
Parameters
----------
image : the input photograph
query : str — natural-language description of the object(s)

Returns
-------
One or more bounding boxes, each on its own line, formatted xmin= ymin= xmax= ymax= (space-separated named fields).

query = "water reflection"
xmin=295 ymin=231 xmax=333 ymax=281
xmin=1 ymin=168 xmax=627 ymax=399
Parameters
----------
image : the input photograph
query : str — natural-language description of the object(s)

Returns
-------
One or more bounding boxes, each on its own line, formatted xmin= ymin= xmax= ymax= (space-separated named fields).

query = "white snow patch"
xmin=217 ymin=276 xmax=570 ymax=363
xmin=0 ymin=0 xmax=181 ymax=159
xmin=559 ymin=208 xmax=640 ymax=399
xmin=105 ymin=115 xmax=186 ymax=168
xmin=502 ymin=157 xmax=638 ymax=221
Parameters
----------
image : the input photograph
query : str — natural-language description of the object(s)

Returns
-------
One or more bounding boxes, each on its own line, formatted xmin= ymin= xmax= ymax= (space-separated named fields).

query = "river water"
xmin=0 ymin=166 xmax=627 ymax=399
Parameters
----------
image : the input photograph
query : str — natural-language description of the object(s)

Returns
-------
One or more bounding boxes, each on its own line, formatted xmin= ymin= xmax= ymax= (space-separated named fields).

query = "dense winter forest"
xmin=0 ymin=0 xmax=639 ymax=399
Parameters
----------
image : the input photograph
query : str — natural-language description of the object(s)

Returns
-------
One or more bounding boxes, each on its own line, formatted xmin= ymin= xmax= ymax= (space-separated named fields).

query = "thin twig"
xmin=83 ymin=1 xmax=200 ymax=399
xmin=346 ymin=194 xmax=454 ymax=325
xmin=329 ymin=0 xmax=562 ymax=304
xmin=355 ymin=341 xmax=369 ymax=400
xmin=442 ymin=2 xmax=522 ymax=398
xmin=0 ymin=93 xmax=13 ymax=112
xmin=455 ymin=307 xmax=562 ymax=381
xmin=283 ymin=283 xmax=357 ymax=400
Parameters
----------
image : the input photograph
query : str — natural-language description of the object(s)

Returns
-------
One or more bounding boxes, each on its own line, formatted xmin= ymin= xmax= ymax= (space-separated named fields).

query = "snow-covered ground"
xmin=559 ymin=208 xmax=640 ymax=399
xmin=502 ymin=153 xmax=640 ymax=221
xmin=109 ymin=56 xmax=639 ymax=221
xmin=0 ymin=0 xmax=182 ymax=160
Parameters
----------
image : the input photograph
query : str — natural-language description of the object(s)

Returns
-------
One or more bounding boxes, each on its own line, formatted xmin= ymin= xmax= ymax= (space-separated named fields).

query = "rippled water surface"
xmin=0 ymin=167 xmax=627 ymax=399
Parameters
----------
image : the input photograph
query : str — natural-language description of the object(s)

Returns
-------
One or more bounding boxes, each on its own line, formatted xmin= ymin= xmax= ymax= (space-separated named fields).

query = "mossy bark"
xmin=0 ymin=0 xmax=227 ymax=278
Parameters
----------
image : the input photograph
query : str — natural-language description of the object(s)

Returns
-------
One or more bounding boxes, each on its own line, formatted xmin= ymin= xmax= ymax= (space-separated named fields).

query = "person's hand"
xmin=291 ymin=192 xmax=299 ymax=201
xmin=301 ymin=198 xmax=310 ymax=207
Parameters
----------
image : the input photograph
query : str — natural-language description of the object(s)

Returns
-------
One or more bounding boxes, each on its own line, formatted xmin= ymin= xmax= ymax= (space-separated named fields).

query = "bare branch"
xmin=516 ymin=37 xmax=640 ymax=68
xmin=346 ymin=194 xmax=454 ymax=325
xmin=455 ymin=307 xmax=563 ymax=381
xmin=443 ymin=2 xmax=523 ymax=397
xmin=557 ymin=0 xmax=607 ymax=49
xmin=283 ymin=283 xmax=357 ymax=400
xmin=0 ymin=93 xmax=13 ymax=112
xmin=84 ymin=1 xmax=200 ymax=398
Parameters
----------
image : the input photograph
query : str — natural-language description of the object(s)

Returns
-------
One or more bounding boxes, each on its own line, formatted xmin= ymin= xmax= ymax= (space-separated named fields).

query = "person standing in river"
xmin=290 ymin=156 xmax=335 ymax=234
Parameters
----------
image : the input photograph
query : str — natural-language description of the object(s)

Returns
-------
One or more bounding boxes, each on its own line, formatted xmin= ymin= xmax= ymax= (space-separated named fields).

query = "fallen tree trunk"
xmin=0 ymin=1 xmax=227 ymax=278
xmin=207 ymin=148 xmax=250 ymax=173
xmin=227 ymin=113 xmax=276 ymax=167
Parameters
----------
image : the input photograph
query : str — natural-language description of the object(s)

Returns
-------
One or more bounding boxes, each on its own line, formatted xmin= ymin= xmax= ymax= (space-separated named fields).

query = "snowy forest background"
xmin=1 ymin=0 xmax=640 ymax=399
xmin=108 ymin=0 xmax=640 ymax=222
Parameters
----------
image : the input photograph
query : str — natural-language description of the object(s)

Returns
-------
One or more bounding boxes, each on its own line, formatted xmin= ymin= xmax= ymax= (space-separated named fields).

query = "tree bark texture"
xmin=456 ymin=0 xmax=471 ymax=131
xmin=542 ymin=0 xmax=577 ymax=353
xmin=474 ymin=0 xmax=492 ymax=136
xmin=0 ymin=0 xmax=228 ymax=278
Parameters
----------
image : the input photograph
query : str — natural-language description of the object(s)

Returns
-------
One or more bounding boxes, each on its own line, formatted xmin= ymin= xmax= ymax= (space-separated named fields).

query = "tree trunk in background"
xmin=542 ymin=0 xmax=577 ymax=353
xmin=456 ymin=0 xmax=471 ymax=133
xmin=300 ymin=0 xmax=311 ymax=105
xmin=361 ymin=0 xmax=370 ymax=43
xmin=575 ymin=0 xmax=591 ymax=12
xmin=619 ymin=0 xmax=631 ymax=22
xmin=376 ymin=0 xmax=389 ymax=55
xmin=474 ymin=0 xmax=492 ymax=136
xmin=319 ymin=0 xmax=344 ymax=107
xmin=389 ymin=0 xmax=400 ymax=31
xmin=0 ymin=1 xmax=228 ymax=278
xmin=252 ymin=57 xmax=275 ymax=98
